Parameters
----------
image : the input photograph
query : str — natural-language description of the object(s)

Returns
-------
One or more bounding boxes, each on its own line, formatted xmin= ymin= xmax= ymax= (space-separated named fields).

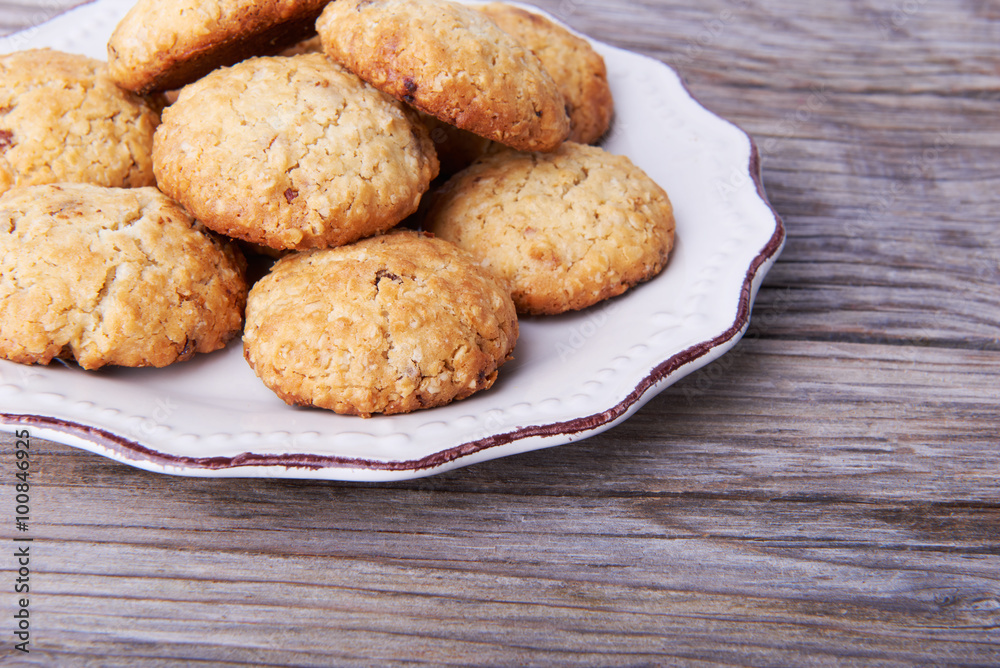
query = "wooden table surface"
xmin=2 ymin=0 xmax=999 ymax=665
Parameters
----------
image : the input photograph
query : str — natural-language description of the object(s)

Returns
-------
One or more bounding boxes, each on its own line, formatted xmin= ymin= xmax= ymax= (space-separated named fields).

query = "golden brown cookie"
xmin=478 ymin=3 xmax=613 ymax=144
xmin=317 ymin=0 xmax=570 ymax=152
xmin=243 ymin=230 xmax=518 ymax=417
xmin=0 ymin=49 xmax=160 ymax=196
xmin=153 ymin=54 xmax=439 ymax=251
xmin=106 ymin=0 xmax=328 ymax=94
xmin=426 ymin=143 xmax=675 ymax=315
xmin=0 ymin=184 xmax=247 ymax=370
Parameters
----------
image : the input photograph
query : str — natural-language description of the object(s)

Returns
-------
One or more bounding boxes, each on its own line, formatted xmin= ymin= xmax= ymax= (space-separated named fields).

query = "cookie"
xmin=426 ymin=143 xmax=675 ymax=315
xmin=317 ymin=0 xmax=570 ymax=152
xmin=243 ymin=230 xmax=518 ymax=417
xmin=0 ymin=184 xmax=247 ymax=370
xmin=153 ymin=54 xmax=439 ymax=250
xmin=0 ymin=49 xmax=160 ymax=196
xmin=107 ymin=0 xmax=329 ymax=94
xmin=478 ymin=3 xmax=613 ymax=144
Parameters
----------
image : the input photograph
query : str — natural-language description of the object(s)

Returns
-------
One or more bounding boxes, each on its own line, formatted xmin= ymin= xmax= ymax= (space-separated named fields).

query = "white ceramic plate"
xmin=0 ymin=0 xmax=784 ymax=481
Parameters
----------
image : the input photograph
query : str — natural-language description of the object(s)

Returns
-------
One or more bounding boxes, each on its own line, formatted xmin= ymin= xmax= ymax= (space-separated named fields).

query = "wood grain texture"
xmin=2 ymin=0 xmax=999 ymax=665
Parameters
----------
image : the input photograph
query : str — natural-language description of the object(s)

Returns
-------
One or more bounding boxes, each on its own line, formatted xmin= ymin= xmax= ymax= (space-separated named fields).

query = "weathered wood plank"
xmin=4 ymin=537 xmax=999 ymax=665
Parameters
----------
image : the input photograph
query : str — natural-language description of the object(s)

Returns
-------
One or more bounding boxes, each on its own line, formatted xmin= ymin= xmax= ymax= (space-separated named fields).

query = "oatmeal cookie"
xmin=0 ymin=49 xmax=159 ymax=196
xmin=107 ymin=0 xmax=328 ymax=94
xmin=0 ymin=184 xmax=247 ymax=370
xmin=317 ymin=0 xmax=570 ymax=152
xmin=243 ymin=230 xmax=518 ymax=416
xmin=478 ymin=2 xmax=613 ymax=144
xmin=153 ymin=54 xmax=439 ymax=250
xmin=426 ymin=143 xmax=675 ymax=315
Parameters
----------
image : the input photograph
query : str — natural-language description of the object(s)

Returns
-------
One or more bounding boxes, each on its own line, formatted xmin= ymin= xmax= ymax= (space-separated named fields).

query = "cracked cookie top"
xmin=0 ymin=184 xmax=247 ymax=370
xmin=0 ymin=49 xmax=160 ymax=196
xmin=426 ymin=142 xmax=675 ymax=315
xmin=152 ymin=54 xmax=439 ymax=251
xmin=107 ymin=0 xmax=329 ymax=94
xmin=317 ymin=0 xmax=570 ymax=152
xmin=243 ymin=230 xmax=519 ymax=417
xmin=478 ymin=3 xmax=613 ymax=145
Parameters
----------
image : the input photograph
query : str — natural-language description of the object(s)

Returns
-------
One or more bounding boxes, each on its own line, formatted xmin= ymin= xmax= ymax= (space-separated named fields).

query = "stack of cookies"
xmin=0 ymin=0 xmax=675 ymax=418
